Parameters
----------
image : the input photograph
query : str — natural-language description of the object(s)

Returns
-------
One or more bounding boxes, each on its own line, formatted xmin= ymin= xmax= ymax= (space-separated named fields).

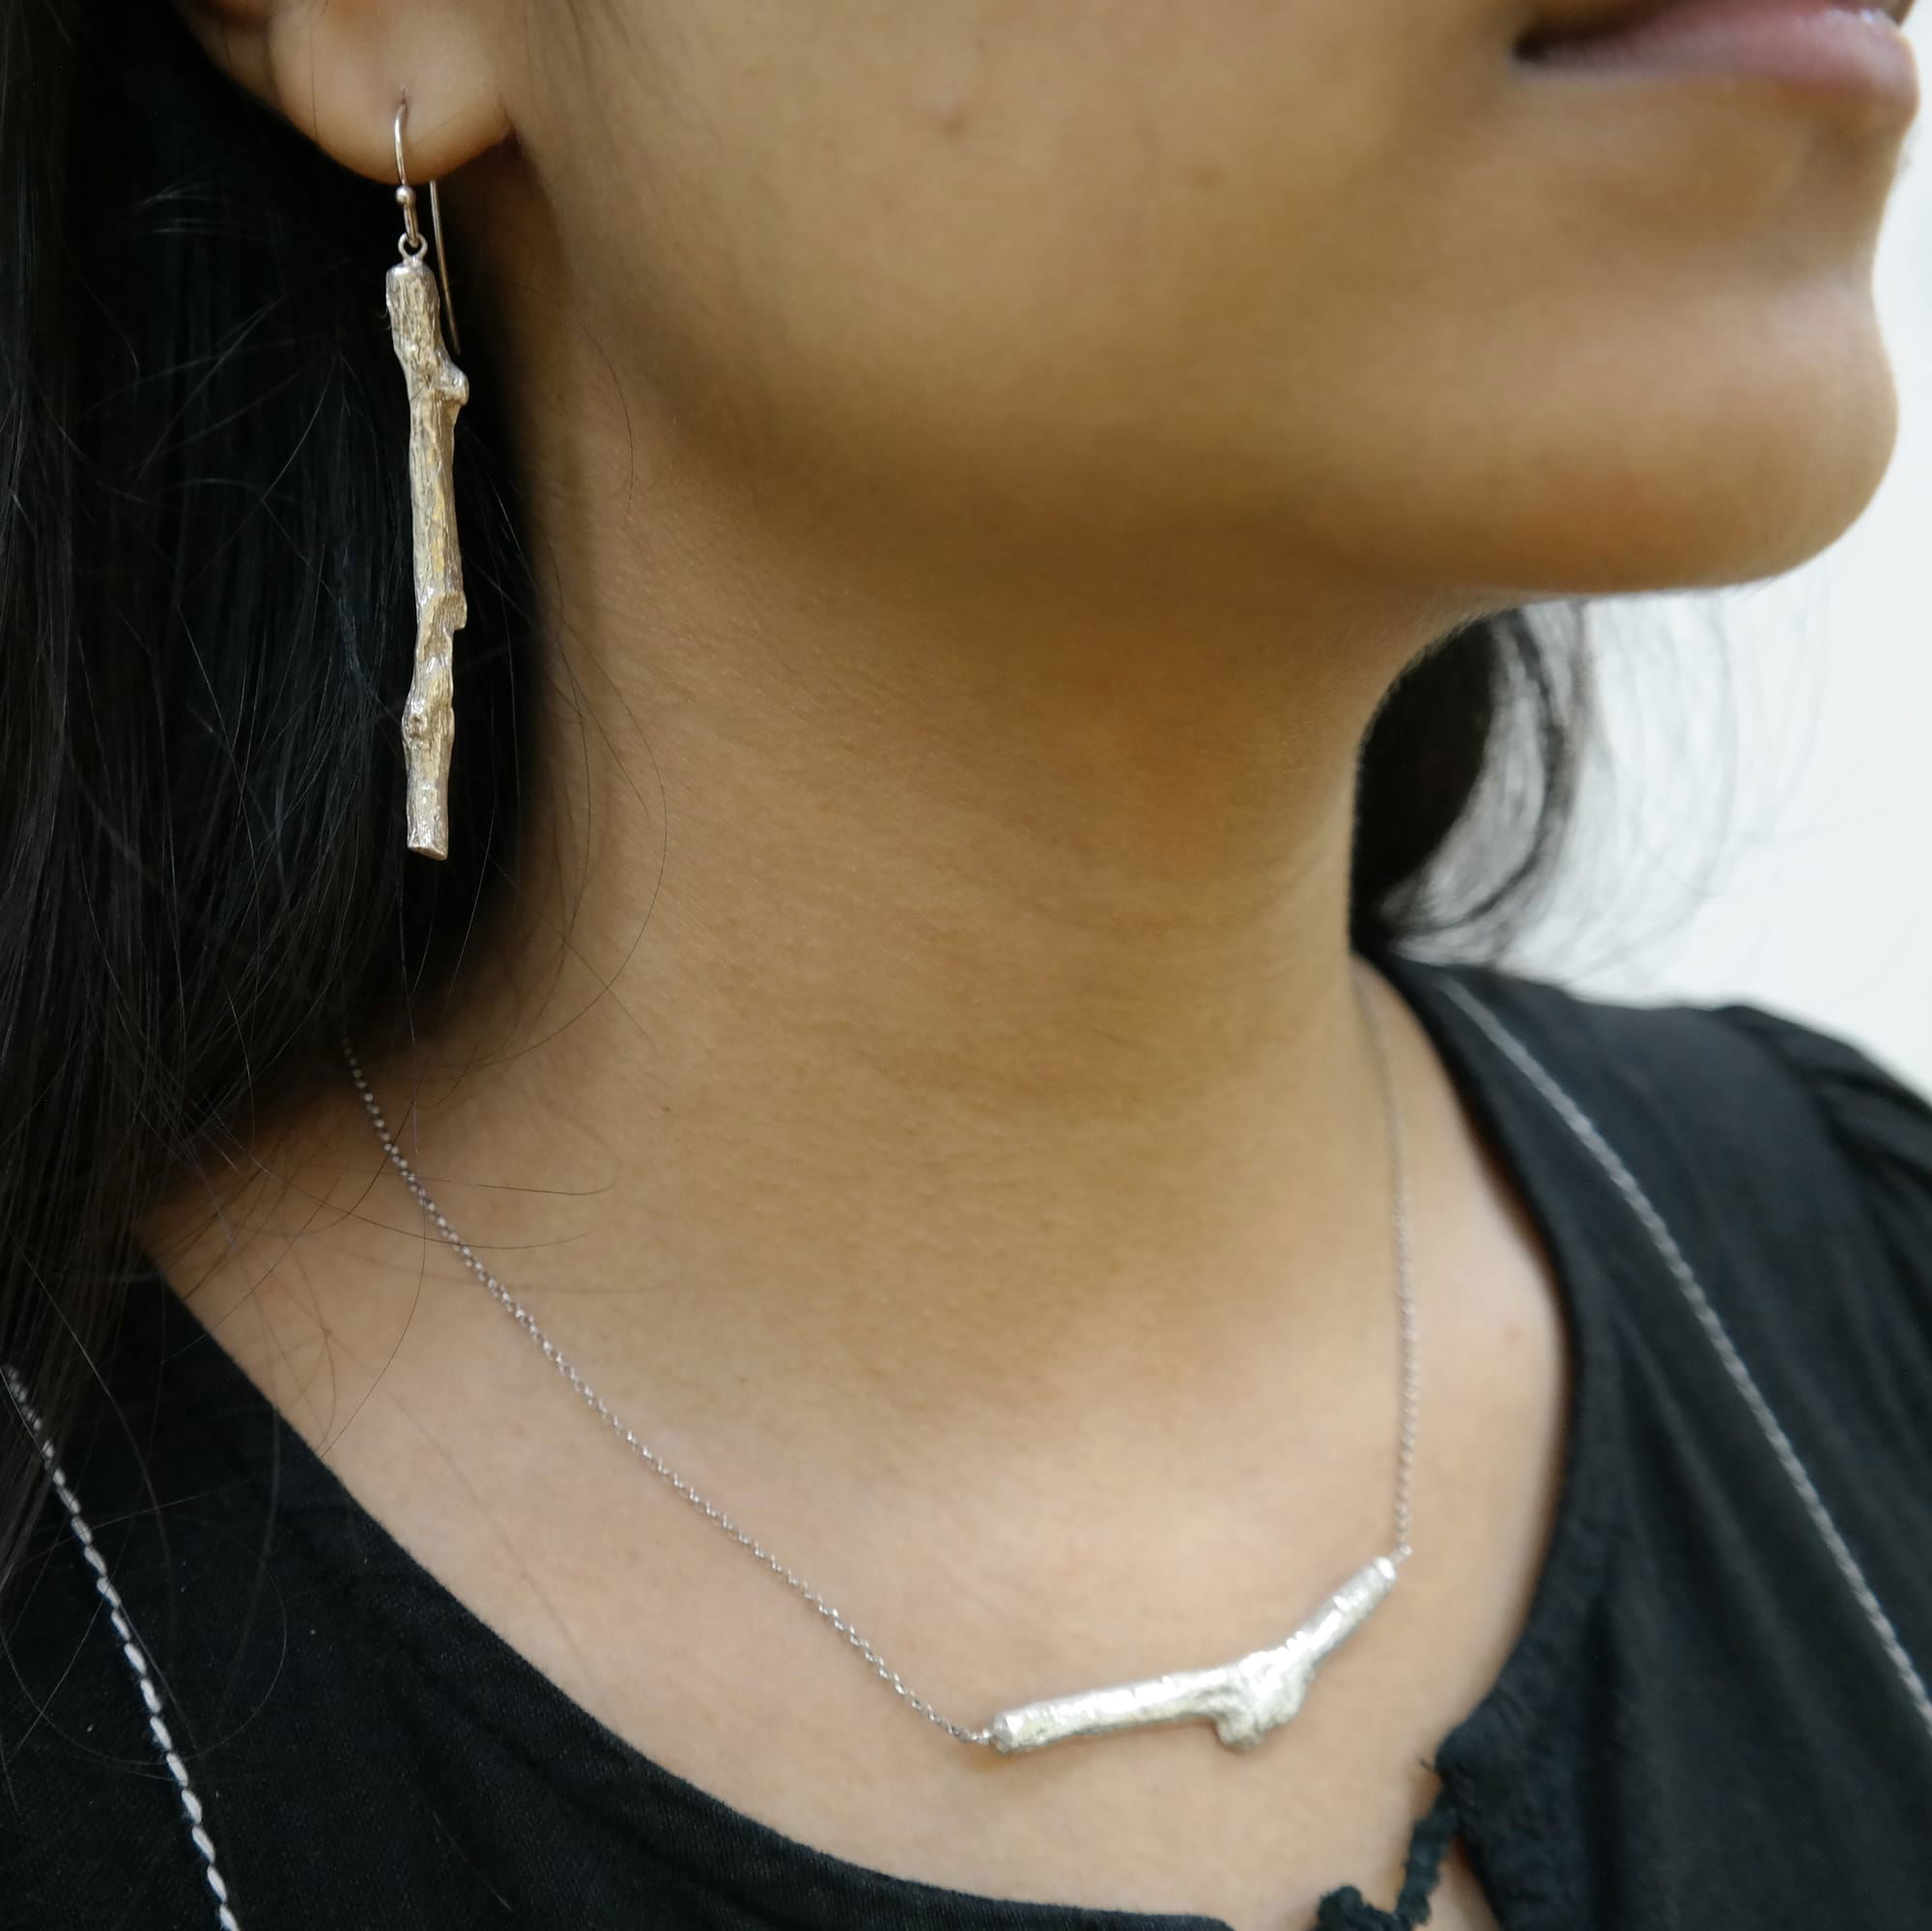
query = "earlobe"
xmin=173 ymin=0 xmax=511 ymax=185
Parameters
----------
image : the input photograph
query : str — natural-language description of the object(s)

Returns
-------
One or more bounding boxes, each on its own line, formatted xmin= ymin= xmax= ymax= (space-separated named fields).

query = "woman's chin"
xmin=1406 ymin=366 xmax=1901 ymax=604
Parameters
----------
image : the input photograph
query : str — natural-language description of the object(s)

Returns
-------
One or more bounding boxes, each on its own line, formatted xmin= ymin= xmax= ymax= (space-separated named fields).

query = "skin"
xmin=159 ymin=1 xmax=1918 ymax=1925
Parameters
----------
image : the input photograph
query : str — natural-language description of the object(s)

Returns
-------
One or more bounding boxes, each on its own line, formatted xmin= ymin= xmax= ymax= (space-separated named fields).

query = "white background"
xmin=1504 ymin=29 xmax=1932 ymax=1093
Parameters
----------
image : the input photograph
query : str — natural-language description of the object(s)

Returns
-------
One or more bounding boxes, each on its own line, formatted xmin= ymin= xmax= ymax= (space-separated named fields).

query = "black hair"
xmin=0 ymin=0 xmax=1590 ymax=1594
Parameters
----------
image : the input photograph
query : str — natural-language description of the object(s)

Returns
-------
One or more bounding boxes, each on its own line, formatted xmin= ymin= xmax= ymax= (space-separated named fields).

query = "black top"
xmin=5 ymin=949 xmax=1932 ymax=1930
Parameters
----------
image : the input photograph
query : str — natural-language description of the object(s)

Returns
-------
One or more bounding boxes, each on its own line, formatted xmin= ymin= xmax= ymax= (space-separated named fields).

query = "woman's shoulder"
xmin=1394 ymin=947 xmax=1932 ymax=1220
xmin=1383 ymin=946 xmax=1932 ymax=1382
xmin=1394 ymin=955 xmax=1932 ymax=1909
xmin=1703 ymin=993 xmax=1932 ymax=1224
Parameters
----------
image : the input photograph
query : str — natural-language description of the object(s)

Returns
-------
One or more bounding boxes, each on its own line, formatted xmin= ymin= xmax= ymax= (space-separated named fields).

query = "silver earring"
xmin=387 ymin=94 xmax=469 ymax=860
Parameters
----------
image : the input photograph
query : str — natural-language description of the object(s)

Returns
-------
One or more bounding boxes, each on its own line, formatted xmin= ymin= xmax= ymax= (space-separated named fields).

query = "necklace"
xmin=345 ymin=961 xmax=1418 ymax=1756
xmin=20 ymin=970 xmax=1932 ymax=1931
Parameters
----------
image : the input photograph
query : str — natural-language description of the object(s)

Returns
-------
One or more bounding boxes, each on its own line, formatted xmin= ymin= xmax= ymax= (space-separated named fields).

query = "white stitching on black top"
xmin=1436 ymin=978 xmax=1932 ymax=1746
xmin=3 ymin=1361 xmax=242 ymax=1930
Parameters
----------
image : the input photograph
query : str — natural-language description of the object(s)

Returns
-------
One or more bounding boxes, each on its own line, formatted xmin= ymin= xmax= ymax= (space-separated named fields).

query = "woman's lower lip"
xmin=1520 ymin=0 xmax=1919 ymax=118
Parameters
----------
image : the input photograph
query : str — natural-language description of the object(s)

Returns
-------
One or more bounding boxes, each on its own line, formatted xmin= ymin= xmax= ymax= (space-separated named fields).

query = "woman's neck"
xmin=155 ymin=228 xmax=1485 ymax=1483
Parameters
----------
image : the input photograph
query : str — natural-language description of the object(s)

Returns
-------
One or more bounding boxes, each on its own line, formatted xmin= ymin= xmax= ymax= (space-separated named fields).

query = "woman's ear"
xmin=173 ymin=0 xmax=511 ymax=183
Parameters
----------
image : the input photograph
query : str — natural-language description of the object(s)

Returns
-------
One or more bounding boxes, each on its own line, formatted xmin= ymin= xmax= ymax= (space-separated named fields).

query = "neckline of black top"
xmin=138 ymin=947 xmax=1625 ymax=1928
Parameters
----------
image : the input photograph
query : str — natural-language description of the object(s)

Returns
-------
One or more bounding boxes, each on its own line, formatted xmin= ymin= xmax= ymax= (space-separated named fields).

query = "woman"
xmin=3 ymin=0 xmax=1929 ymax=1925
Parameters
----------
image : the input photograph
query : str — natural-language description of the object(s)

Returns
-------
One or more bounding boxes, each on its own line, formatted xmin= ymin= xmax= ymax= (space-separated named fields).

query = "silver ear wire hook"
xmin=393 ymin=98 xmax=425 ymax=257
xmin=392 ymin=93 xmax=463 ymax=356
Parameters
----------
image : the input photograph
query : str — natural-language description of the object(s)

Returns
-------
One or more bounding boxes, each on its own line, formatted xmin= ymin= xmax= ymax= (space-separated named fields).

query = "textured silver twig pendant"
xmin=385 ymin=255 xmax=469 ymax=859
xmin=986 ymin=1555 xmax=1398 ymax=1755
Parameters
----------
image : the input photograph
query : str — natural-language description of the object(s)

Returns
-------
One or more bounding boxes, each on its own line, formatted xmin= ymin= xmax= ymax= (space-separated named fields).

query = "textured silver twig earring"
xmin=387 ymin=94 xmax=469 ymax=859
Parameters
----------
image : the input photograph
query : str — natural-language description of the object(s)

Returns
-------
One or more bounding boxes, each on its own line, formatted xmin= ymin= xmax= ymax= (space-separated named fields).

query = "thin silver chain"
xmin=344 ymin=962 xmax=1418 ymax=1748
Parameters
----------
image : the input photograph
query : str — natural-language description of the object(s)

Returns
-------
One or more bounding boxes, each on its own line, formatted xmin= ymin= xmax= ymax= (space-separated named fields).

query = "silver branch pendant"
xmin=986 ymin=1555 xmax=1398 ymax=1755
xmin=385 ymin=253 xmax=469 ymax=860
